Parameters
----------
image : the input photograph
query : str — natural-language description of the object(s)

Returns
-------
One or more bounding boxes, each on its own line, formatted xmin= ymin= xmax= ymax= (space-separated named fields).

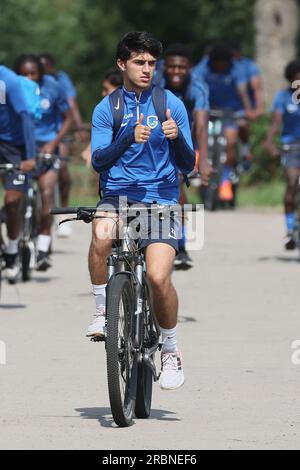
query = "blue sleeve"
xmin=271 ymin=91 xmax=285 ymax=113
xmin=192 ymin=58 xmax=208 ymax=82
xmin=248 ymin=60 xmax=261 ymax=78
xmin=192 ymin=81 xmax=210 ymax=111
xmin=233 ymin=62 xmax=247 ymax=85
xmin=57 ymin=71 xmax=77 ymax=98
xmin=167 ymin=91 xmax=195 ymax=173
xmin=20 ymin=112 xmax=36 ymax=159
xmin=55 ymin=82 xmax=70 ymax=114
xmin=6 ymin=72 xmax=28 ymax=114
xmin=91 ymin=98 xmax=135 ymax=173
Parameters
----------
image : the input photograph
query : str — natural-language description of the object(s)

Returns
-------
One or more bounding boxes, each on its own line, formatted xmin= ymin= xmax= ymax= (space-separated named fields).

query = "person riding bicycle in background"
xmin=192 ymin=45 xmax=253 ymax=202
xmin=154 ymin=43 xmax=212 ymax=267
xmin=81 ymin=69 xmax=123 ymax=167
xmin=0 ymin=65 xmax=36 ymax=281
xmin=231 ymin=44 xmax=264 ymax=168
xmin=88 ymin=31 xmax=196 ymax=390
xmin=15 ymin=54 xmax=72 ymax=270
xmin=264 ymin=60 xmax=300 ymax=250
xmin=39 ymin=53 xmax=86 ymax=238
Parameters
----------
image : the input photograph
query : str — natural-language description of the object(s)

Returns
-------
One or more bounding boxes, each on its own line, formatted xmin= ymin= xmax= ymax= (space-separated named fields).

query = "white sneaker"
xmin=57 ymin=220 xmax=72 ymax=238
xmin=86 ymin=311 xmax=106 ymax=338
xmin=4 ymin=253 xmax=20 ymax=283
xmin=159 ymin=350 xmax=185 ymax=390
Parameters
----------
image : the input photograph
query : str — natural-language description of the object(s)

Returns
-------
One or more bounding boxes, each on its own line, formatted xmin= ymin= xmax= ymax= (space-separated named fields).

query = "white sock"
xmin=161 ymin=326 xmax=177 ymax=353
xmin=37 ymin=235 xmax=51 ymax=252
xmin=5 ymin=237 xmax=20 ymax=255
xmin=92 ymin=283 xmax=107 ymax=315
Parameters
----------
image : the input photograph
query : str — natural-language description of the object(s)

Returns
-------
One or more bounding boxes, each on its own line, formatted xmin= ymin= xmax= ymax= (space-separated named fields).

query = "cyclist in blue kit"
xmin=15 ymin=55 xmax=72 ymax=270
xmin=264 ymin=60 xmax=300 ymax=250
xmin=39 ymin=53 xmax=86 ymax=237
xmin=154 ymin=43 xmax=212 ymax=266
xmin=87 ymin=31 xmax=196 ymax=390
xmin=0 ymin=65 xmax=36 ymax=281
xmin=193 ymin=45 xmax=253 ymax=201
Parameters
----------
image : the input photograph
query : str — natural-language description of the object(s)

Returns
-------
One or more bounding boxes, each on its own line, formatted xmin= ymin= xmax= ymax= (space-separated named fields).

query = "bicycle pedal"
xmin=90 ymin=335 xmax=106 ymax=342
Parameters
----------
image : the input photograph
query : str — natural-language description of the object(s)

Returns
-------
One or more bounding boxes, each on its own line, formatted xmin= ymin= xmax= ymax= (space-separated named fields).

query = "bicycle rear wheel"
xmin=106 ymin=273 xmax=137 ymax=427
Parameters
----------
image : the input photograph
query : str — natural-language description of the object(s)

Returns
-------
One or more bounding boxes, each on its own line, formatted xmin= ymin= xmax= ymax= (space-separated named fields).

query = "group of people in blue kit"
xmin=154 ymin=41 xmax=300 ymax=259
xmin=0 ymin=53 xmax=84 ymax=281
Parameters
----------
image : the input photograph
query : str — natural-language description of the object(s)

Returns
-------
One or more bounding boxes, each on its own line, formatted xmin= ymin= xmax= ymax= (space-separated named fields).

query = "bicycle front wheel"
xmin=106 ymin=273 xmax=137 ymax=427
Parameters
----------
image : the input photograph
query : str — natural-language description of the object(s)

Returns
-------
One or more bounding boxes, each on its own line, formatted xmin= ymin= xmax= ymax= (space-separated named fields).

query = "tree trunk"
xmin=255 ymin=0 xmax=299 ymax=107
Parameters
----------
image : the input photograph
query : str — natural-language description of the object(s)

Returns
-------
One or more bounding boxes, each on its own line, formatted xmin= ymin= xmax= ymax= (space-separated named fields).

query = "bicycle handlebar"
xmin=51 ymin=203 xmax=201 ymax=218
xmin=0 ymin=163 xmax=20 ymax=172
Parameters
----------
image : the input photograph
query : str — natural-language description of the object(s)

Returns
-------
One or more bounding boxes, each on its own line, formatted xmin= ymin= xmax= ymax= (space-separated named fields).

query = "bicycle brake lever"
xmin=58 ymin=217 xmax=77 ymax=225
xmin=77 ymin=208 xmax=96 ymax=223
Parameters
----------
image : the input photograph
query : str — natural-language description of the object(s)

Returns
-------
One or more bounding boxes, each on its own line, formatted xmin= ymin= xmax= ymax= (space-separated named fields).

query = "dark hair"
xmin=104 ymin=69 xmax=123 ymax=87
xmin=285 ymin=60 xmax=300 ymax=83
xmin=116 ymin=31 xmax=163 ymax=61
xmin=14 ymin=54 xmax=44 ymax=77
xmin=39 ymin=53 xmax=56 ymax=66
xmin=164 ymin=43 xmax=192 ymax=62
xmin=209 ymin=45 xmax=232 ymax=64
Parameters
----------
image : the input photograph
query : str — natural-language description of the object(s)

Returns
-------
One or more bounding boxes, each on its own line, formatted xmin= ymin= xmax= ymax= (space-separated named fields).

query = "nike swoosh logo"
xmin=114 ymin=99 xmax=120 ymax=110
xmin=13 ymin=179 xmax=24 ymax=185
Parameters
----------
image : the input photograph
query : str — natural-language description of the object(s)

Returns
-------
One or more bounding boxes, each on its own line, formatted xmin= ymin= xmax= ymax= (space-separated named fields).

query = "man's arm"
xmin=263 ymin=111 xmax=282 ymax=157
xmin=164 ymin=95 xmax=196 ymax=173
xmin=250 ymin=75 xmax=264 ymax=118
xmin=91 ymin=100 xmax=149 ymax=173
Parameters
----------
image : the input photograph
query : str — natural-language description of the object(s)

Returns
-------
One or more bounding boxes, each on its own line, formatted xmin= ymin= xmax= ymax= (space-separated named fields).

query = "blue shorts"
xmin=97 ymin=197 xmax=181 ymax=253
xmin=0 ymin=141 xmax=27 ymax=193
xmin=281 ymin=151 xmax=300 ymax=170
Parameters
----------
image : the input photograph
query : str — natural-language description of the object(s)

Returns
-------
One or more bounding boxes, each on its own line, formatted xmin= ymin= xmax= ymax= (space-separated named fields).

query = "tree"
xmin=255 ymin=0 xmax=299 ymax=106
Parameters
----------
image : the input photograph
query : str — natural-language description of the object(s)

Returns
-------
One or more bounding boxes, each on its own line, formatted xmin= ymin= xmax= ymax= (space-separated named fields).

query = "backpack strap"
xmin=151 ymin=85 xmax=167 ymax=124
xmin=108 ymin=87 xmax=124 ymax=139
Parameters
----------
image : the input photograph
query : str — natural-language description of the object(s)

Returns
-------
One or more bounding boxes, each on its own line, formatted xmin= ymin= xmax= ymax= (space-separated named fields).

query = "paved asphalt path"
xmin=0 ymin=210 xmax=300 ymax=450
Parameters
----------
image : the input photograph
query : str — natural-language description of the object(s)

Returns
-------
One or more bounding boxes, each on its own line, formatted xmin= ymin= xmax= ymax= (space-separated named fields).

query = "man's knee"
xmin=147 ymin=269 xmax=171 ymax=292
xmin=5 ymin=191 xmax=23 ymax=206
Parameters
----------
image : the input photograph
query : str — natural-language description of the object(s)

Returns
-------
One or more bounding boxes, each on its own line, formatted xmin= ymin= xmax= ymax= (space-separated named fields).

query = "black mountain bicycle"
xmin=51 ymin=203 xmax=199 ymax=427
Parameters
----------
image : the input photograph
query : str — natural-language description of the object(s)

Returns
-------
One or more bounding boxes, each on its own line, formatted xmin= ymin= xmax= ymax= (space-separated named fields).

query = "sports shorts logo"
xmin=147 ymin=115 xmax=158 ymax=129
xmin=114 ymin=98 xmax=120 ymax=110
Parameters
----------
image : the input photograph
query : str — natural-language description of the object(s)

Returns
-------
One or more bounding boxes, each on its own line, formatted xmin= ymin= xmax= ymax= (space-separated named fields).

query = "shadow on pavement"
xmin=30 ymin=276 xmax=61 ymax=283
xmin=0 ymin=304 xmax=27 ymax=309
xmin=258 ymin=255 xmax=300 ymax=263
xmin=178 ymin=316 xmax=197 ymax=323
xmin=75 ymin=407 xmax=180 ymax=428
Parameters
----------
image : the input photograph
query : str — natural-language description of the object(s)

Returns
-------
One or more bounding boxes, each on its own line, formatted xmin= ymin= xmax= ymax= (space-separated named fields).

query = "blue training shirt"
xmin=192 ymin=58 xmax=247 ymax=111
xmin=91 ymin=86 xmax=194 ymax=204
xmin=55 ymin=71 xmax=77 ymax=99
xmin=35 ymin=75 xmax=69 ymax=142
xmin=0 ymin=65 xmax=30 ymax=145
xmin=271 ymin=88 xmax=300 ymax=144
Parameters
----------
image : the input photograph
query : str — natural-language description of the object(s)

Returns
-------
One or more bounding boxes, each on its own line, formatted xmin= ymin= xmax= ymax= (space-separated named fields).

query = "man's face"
xmin=165 ymin=55 xmax=191 ymax=89
xmin=19 ymin=62 xmax=40 ymax=82
xmin=117 ymin=52 xmax=156 ymax=91
xmin=40 ymin=58 xmax=55 ymax=75
xmin=211 ymin=59 xmax=231 ymax=74
xmin=101 ymin=80 xmax=118 ymax=97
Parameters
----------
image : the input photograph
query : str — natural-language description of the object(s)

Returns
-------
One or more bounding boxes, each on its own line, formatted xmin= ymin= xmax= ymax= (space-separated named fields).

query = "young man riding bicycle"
xmin=264 ymin=60 xmax=300 ymax=250
xmin=87 ymin=31 xmax=196 ymax=390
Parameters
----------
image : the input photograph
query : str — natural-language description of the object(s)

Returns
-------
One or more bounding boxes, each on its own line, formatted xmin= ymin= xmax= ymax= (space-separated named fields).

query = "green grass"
xmin=236 ymin=180 xmax=284 ymax=208
xmin=186 ymin=179 xmax=285 ymax=209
